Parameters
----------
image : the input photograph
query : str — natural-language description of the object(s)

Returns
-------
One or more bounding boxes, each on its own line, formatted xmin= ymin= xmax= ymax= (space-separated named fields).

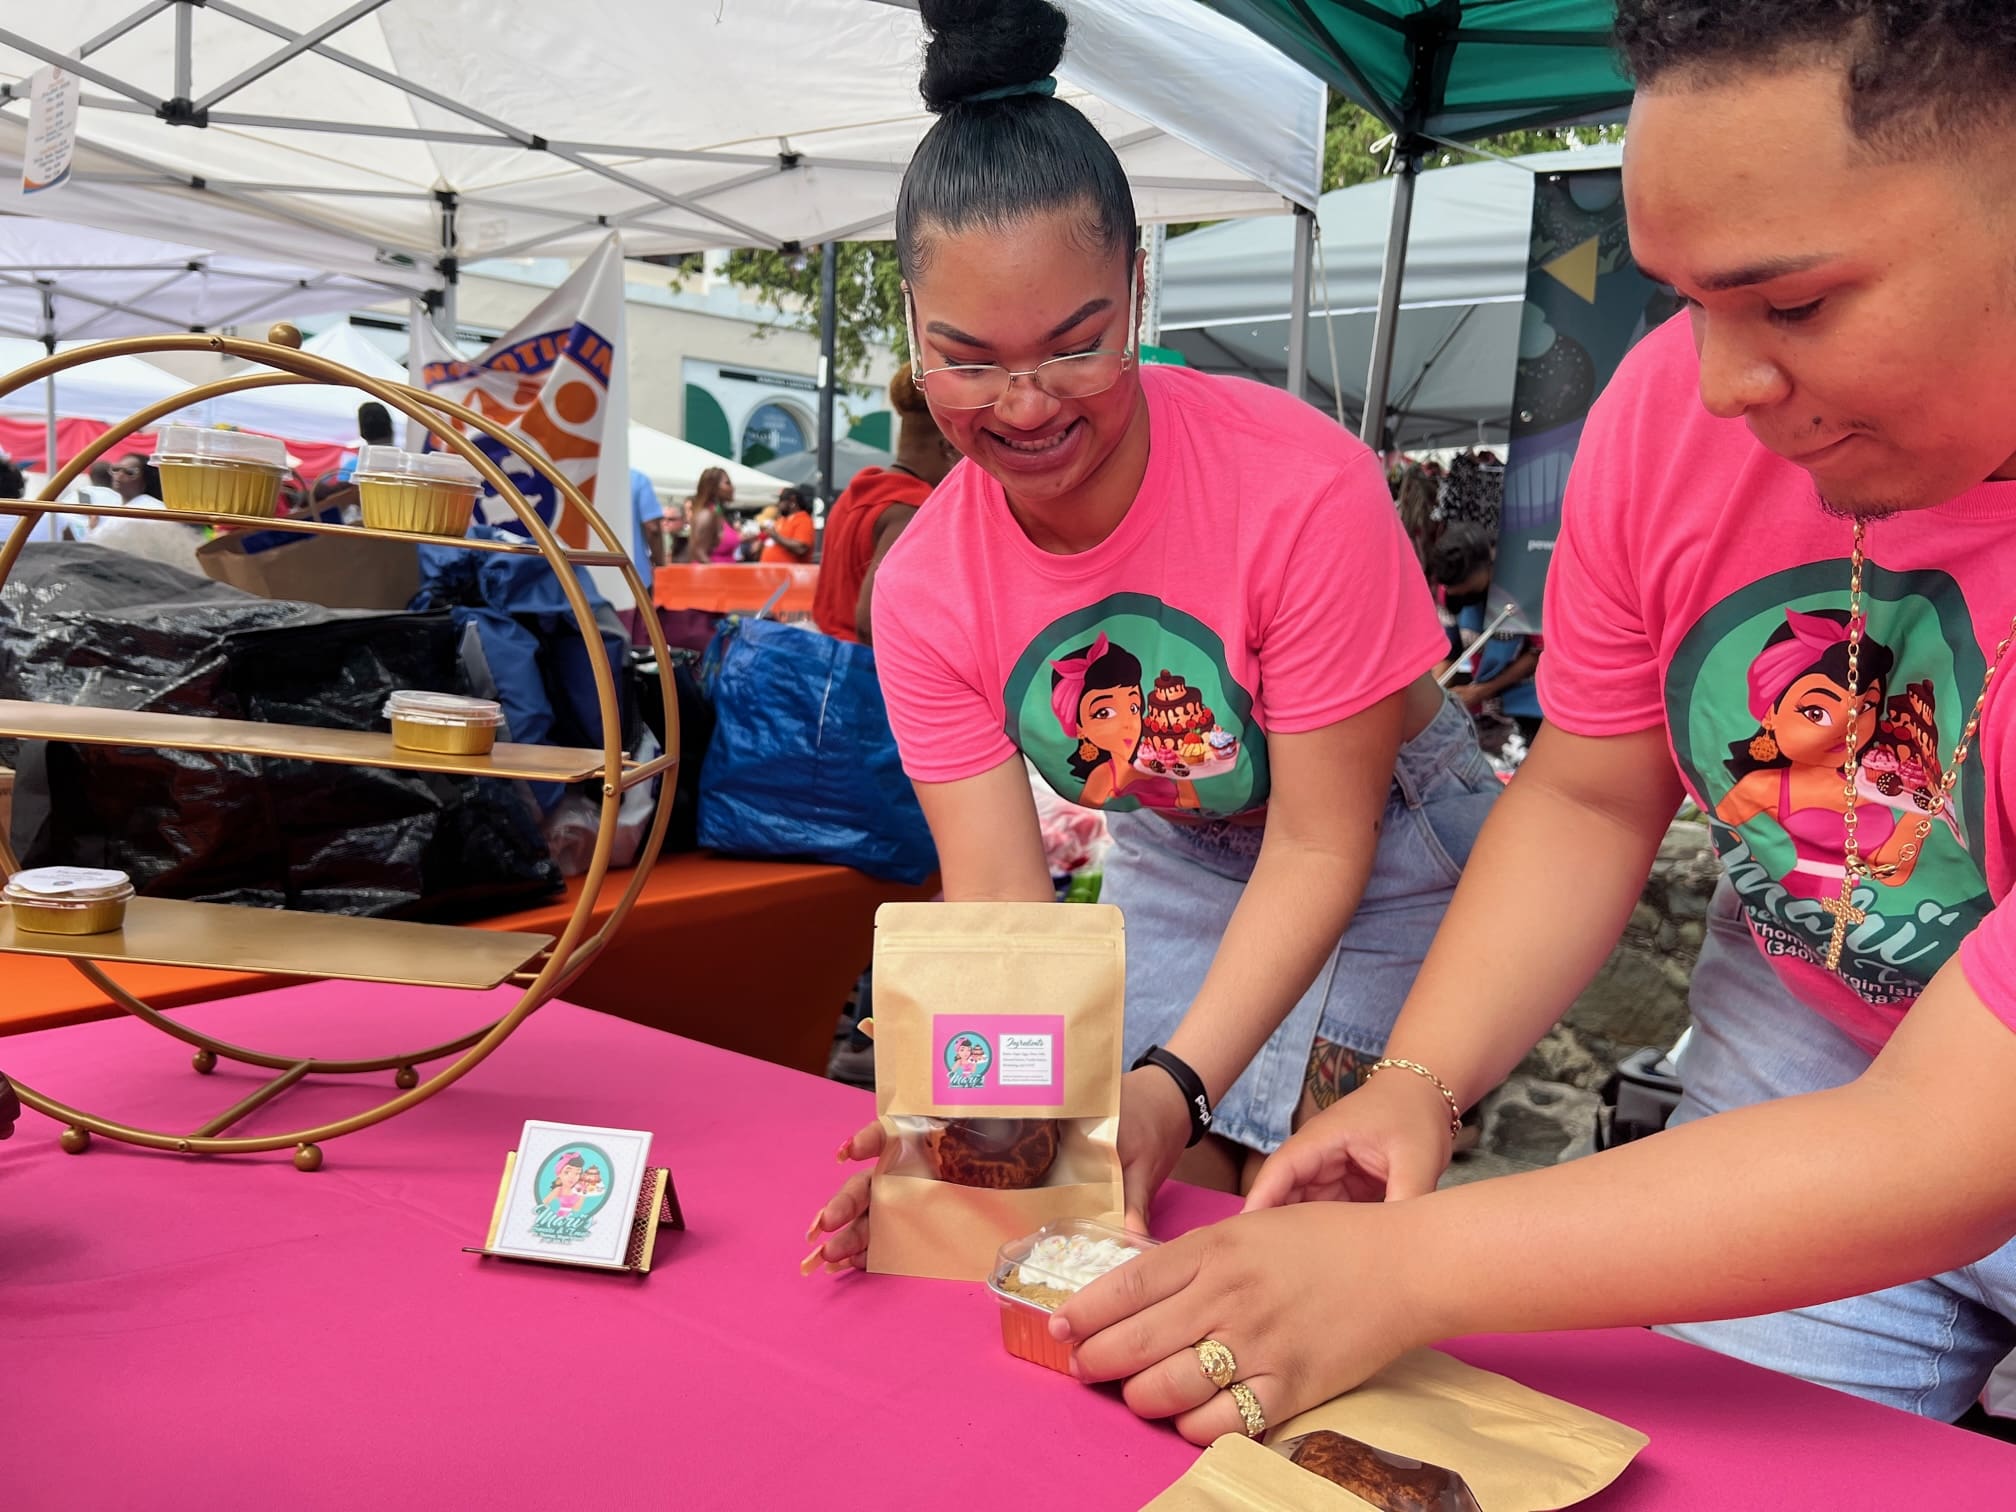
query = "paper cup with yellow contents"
xmin=354 ymin=446 xmax=484 ymax=537
xmin=4 ymin=866 xmax=136 ymax=935
xmin=152 ymin=425 xmax=286 ymax=517
xmin=383 ymin=690 xmax=503 ymax=757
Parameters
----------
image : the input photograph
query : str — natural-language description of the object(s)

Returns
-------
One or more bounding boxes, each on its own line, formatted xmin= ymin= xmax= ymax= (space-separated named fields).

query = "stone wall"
xmin=1459 ymin=816 xmax=1721 ymax=1176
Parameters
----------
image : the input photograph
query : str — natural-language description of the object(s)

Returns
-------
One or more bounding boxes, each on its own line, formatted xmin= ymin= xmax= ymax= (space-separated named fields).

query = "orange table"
xmin=651 ymin=562 xmax=818 ymax=614
xmin=1 ymin=854 xmax=933 ymax=1074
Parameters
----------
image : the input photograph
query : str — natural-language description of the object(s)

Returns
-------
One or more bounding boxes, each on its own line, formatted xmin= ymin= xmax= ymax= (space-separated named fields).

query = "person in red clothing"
xmin=811 ymin=363 xmax=959 ymax=643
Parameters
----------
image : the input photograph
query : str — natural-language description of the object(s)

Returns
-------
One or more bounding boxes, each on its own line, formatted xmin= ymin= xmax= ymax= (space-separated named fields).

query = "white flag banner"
xmin=23 ymin=65 xmax=78 ymax=196
xmin=412 ymin=233 xmax=636 ymax=600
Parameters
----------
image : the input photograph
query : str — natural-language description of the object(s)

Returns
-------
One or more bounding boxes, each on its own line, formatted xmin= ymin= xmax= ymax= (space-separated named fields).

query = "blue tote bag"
xmin=697 ymin=616 xmax=937 ymax=885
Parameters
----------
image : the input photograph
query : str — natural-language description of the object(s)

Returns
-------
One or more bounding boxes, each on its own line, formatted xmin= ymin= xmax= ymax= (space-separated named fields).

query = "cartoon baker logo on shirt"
xmin=1003 ymin=594 xmax=1266 ymax=819
xmin=1668 ymin=562 xmax=1992 ymax=1007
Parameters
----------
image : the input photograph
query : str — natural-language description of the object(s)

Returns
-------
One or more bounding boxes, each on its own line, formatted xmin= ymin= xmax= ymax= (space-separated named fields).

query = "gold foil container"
xmin=389 ymin=713 xmax=496 ymax=756
xmin=159 ymin=460 xmax=283 ymax=517
xmin=5 ymin=868 xmax=136 ymax=936
xmin=383 ymin=690 xmax=503 ymax=756
xmin=357 ymin=476 xmax=481 ymax=537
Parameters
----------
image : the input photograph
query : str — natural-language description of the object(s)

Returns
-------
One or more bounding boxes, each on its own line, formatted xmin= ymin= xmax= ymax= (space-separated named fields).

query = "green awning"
xmin=1198 ymin=0 xmax=1632 ymax=142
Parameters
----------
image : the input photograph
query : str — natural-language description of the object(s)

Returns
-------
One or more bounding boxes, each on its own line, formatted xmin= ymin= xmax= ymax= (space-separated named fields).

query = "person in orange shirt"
xmin=757 ymin=487 xmax=816 ymax=563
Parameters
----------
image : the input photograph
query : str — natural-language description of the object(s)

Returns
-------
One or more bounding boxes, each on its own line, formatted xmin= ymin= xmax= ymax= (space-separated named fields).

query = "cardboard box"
xmin=198 ymin=525 xmax=421 ymax=612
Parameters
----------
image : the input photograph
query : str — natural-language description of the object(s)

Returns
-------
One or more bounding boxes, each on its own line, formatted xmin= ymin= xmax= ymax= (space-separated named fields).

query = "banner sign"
xmin=411 ymin=233 xmax=637 ymax=588
xmin=23 ymin=65 xmax=78 ymax=196
xmin=1494 ymin=169 xmax=1678 ymax=633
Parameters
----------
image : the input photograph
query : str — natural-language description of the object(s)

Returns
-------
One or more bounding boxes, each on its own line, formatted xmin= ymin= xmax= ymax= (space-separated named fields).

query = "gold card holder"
xmin=466 ymin=1150 xmax=685 ymax=1274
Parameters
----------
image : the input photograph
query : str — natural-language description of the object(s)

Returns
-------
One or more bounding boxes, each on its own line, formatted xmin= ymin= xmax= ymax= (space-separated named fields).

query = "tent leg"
xmin=1359 ymin=154 xmax=1420 ymax=450
xmin=1141 ymin=223 xmax=1167 ymax=345
xmin=1285 ymin=205 xmax=1314 ymax=403
xmin=816 ymin=240 xmax=837 ymax=505
xmin=39 ymin=281 xmax=57 ymax=480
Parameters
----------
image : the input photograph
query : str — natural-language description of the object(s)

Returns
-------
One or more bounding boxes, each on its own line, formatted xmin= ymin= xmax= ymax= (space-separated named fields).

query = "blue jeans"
xmin=1103 ymin=694 xmax=1499 ymax=1153
xmin=1658 ymin=879 xmax=2016 ymax=1419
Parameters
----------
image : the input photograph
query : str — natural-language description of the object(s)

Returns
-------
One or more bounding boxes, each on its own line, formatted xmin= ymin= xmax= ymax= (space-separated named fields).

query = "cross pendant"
xmin=1822 ymin=885 xmax=1867 ymax=972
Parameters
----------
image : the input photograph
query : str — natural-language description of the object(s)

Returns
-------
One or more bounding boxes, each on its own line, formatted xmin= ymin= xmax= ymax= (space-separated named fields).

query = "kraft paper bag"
xmin=869 ymin=901 xmax=1125 ymax=1283
xmin=1144 ymin=1349 xmax=1646 ymax=1512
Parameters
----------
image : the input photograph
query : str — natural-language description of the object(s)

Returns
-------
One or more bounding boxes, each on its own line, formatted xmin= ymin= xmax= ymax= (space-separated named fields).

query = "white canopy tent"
xmin=0 ymin=213 xmax=423 ymax=344
xmin=0 ymin=0 xmax=1324 ymax=300
xmin=1158 ymin=146 xmax=1623 ymax=449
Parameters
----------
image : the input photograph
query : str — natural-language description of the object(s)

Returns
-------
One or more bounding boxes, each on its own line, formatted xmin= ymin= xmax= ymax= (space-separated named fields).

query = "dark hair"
xmin=1394 ymin=465 xmax=1442 ymax=563
xmin=1053 ymin=639 xmax=1144 ymax=781
xmin=1426 ymin=522 xmax=1494 ymax=590
xmin=777 ymin=485 xmax=810 ymax=512
xmin=357 ymin=401 xmax=395 ymax=445
xmin=88 ymin=461 xmax=114 ymax=487
xmin=896 ymin=0 xmax=1137 ymax=280
xmin=0 ymin=459 xmax=23 ymax=500
xmin=1724 ymin=609 xmax=1898 ymax=779
xmin=116 ymin=452 xmax=164 ymax=498
xmin=1615 ymin=2 xmax=2016 ymax=154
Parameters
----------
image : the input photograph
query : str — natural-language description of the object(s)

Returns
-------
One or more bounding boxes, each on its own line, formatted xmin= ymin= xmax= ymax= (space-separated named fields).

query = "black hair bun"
xmin=919 ymin=0 xmax=1069 ymax=115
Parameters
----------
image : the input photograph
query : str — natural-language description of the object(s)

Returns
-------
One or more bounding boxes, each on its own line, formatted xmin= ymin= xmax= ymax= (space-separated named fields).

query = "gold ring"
xmin=1228 ymin=1381 xmax=1267 ymax=1439
xmin=1193 ymin=1338 xmax=1238 ymax=1390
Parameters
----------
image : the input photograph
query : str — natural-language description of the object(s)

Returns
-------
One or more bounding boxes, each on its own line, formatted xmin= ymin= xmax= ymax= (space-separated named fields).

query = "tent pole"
xmin=816 ymin=240 xmax=838 ymax=506
xmin=39 ymin=280 xmax=57 ymax=478
xmin=435 ymin=191 xmax=460 ymax=341
xmin=1141 ymin=224 xmax=1166 ymax=345
xmin=1285 ymin=204 xmax=1314 ymax=402
xmin=1359 ymin=152 xmax=1419 ymax=450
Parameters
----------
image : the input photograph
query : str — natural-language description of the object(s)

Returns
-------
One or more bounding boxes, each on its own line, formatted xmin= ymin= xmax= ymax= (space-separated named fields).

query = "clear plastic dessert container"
xmin=987 ymin=1217 xmax=1157 ymax=1373
xmin=152 ymin=424 xmax=286 ymax=517
xmin=383 ymin=690 xmax=503 ymax=756
xmin=353 ymin=446 xmax=483 ymax=537
xmin=4 ymin=866 xmax=136 ymax=935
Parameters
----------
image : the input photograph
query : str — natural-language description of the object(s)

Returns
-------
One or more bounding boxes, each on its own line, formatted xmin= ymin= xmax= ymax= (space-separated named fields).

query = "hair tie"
xmin=963 ymin=76 xmax=1057 ymax=104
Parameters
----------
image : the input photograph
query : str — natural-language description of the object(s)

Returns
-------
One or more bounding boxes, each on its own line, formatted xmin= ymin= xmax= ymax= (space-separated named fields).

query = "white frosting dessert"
xmin=1016 ymin=1233 xmax=1141 ymax=1293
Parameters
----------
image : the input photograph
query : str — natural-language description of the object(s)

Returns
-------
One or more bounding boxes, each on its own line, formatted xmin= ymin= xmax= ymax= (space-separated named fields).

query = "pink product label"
xmin=932 ymin=1014 xmax=1066 ymax=1108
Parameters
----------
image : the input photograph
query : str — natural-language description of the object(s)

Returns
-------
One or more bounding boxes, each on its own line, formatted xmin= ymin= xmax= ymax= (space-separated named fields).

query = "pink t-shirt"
xmin=872 ymin=365 xmax=1446 ymax=821
xmin=1540 ymin=315 xmax=2016 ymax=1050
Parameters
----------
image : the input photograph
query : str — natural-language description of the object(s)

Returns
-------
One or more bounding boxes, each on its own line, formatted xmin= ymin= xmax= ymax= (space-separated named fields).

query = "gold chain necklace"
xmin=1825 ymin=519 xmax=2016 ymax=971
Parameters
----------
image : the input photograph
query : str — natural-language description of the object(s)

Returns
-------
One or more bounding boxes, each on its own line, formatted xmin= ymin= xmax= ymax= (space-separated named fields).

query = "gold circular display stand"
xmin=0 ymin=325 xmax=678 ymax=1168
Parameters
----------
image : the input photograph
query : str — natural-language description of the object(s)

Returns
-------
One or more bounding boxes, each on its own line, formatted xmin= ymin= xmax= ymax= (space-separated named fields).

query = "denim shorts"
xmin=1658 ymin=879 xmax=2016 ymax=1419
xmin=1103 ymin=694 xmax=1499 ymax=1153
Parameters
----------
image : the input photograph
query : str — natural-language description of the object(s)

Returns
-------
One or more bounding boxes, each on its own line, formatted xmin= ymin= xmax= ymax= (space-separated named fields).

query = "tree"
xmin=718 ymin=243 xmax=907 ymax=390
xmin=719 ymin=94 xmax=1625 ymax=382
xmin=1320 ymin=97 xmax=1624 ymax=193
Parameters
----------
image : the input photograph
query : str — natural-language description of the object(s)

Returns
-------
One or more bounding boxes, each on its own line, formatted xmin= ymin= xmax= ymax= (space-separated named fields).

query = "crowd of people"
xmin=1386 ymin=449 xmax=1542 ymax=758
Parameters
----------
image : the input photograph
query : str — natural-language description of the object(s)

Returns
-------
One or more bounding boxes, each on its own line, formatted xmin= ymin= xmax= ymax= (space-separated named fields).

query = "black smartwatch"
xmin=1131 ymin=1045 xmax=1213 ymax=1147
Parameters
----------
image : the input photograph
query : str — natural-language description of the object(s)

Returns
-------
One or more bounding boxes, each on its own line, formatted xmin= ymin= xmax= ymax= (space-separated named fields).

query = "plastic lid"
xmin=151 ymin=424 xmax=287 ymax=470
xmin=354 ymin=446 xmax=483 ymax=487
xmin=383 ymin=689 xmax=503 ymax=727
xmin=4 ymin=866 xmax=136 ymax=904
xmin=993 ymin=1217 xmax=1151 ymax=1296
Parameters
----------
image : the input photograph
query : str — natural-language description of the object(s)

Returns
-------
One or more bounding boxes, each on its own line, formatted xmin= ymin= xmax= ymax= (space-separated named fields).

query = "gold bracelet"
xmin=1365 ymin=1057 xmax=1463 ymax=1139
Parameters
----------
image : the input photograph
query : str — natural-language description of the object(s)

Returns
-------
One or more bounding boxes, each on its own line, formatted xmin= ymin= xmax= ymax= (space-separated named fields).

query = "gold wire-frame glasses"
xmin=904 ymin=274 xmax=1139 ymax=410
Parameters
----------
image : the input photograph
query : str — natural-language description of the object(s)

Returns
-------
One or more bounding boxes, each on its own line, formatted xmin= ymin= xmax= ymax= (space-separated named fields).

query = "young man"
xmin=1053 ymin=1 xmax=2016 ymax=1443
xmin=757 ymin=486 xmax=816 ymax=563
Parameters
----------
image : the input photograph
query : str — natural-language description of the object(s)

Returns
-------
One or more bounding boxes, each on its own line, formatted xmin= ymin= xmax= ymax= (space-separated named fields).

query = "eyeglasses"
xmin=905 ymin=274 xmax=1138 ymax=411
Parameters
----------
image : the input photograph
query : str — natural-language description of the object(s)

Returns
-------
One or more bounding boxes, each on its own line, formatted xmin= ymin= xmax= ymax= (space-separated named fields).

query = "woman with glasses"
xmin=805 ymin=0 xmax=1496 ymax=1257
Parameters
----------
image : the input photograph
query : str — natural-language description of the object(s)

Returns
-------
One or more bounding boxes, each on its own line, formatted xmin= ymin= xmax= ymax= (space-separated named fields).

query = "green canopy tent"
xmin=1199 ymin=0 xmax=1632 ymax=445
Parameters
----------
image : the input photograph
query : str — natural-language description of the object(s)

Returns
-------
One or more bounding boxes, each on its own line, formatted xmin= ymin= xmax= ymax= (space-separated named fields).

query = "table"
xmin=1 ymin=854 xmax=934 ymax=1075
xmin=3 ymin=985 xmax=2011 ymax=1510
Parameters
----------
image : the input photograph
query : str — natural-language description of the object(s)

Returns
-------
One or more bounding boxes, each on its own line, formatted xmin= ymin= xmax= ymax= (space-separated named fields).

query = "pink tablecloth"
xmin=2 ymin=983 xmax=2011 ymax=1510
